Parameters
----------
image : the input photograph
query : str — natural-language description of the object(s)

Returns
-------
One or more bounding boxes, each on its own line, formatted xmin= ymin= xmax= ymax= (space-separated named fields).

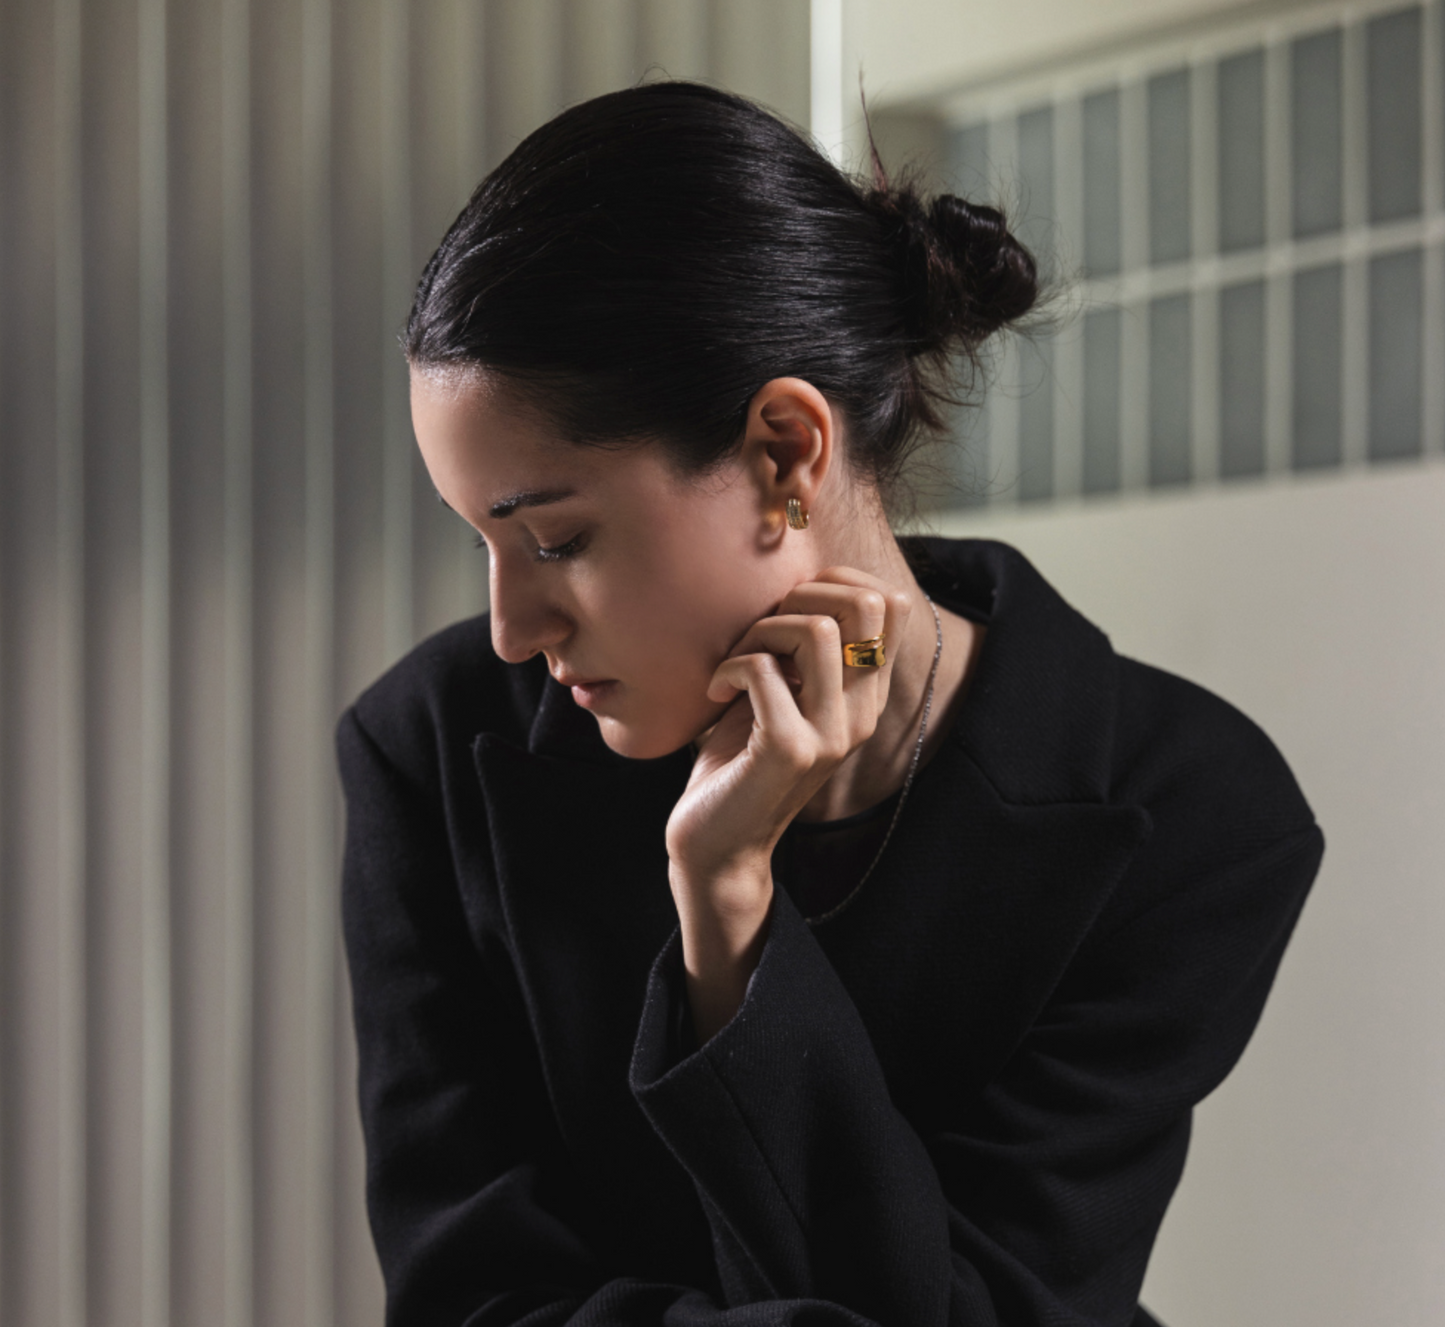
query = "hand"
xmin=665 ymin=566 xmax=914 ymax=1042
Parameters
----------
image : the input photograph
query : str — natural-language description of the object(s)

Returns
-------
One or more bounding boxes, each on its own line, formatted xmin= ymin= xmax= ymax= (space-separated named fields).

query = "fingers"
xmin=757 ymin=568 xmax=909 ymax=719
xmin=784 ymin=566 xmax=914 ymax=665
xmin=708 ymin=651 xmax=821 ymax=772
xmin=704 ymin=565 xmax=920 ymax=787
xmin=716 ymin=615 xmax=846 ymax=740
xmin=770 ymin=582 xmax=886 ymax=670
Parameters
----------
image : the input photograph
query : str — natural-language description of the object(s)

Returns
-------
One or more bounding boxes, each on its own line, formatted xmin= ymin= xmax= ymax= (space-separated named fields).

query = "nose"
xmin=487 ymin=549 xmax=572 ymax=664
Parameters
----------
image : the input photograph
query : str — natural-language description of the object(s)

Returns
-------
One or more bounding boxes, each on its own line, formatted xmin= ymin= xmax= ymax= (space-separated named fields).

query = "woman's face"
xmin=411 ymin=369 xmax=820 ymax=760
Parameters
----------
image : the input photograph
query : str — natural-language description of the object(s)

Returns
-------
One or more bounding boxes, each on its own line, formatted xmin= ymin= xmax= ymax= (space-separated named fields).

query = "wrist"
xmin=670 ymin=862 xmax=773 ymax=971
xmin=668 ymin=860 xmax=774 ymax=1044
xmin=668 ymin=854 xmax=772 ymax=919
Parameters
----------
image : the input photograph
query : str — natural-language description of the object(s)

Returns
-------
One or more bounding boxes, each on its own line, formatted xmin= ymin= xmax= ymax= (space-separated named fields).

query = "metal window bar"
xmin=929 ymin=0 xmax=1445 ymax=509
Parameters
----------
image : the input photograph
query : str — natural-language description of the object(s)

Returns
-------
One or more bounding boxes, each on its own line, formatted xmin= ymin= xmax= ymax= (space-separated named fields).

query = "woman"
xmin=338 ymin=82 xmax=1322 ymax=1327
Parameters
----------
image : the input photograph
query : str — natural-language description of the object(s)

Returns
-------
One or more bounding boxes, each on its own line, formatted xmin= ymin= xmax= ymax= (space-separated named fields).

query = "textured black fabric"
xmin=337 ymin=538 xmax=1321 ymax=1327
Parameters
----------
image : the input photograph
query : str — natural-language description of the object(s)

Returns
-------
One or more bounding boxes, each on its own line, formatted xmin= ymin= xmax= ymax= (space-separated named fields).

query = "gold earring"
xmin=786 ymin=497 xmax=810 ymax=530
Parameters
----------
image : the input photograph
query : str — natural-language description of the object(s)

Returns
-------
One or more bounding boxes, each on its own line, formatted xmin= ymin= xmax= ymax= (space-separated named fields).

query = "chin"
xmin=592 ymin=707 xmax=716 ymax=762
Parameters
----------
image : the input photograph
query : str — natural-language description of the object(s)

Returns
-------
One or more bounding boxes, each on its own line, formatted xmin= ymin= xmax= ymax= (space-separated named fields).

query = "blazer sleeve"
xmin=341 ymin=694 xmax=1322 ymax=1327
xmin=629 ymin=822 xmax=1324 ymax=1327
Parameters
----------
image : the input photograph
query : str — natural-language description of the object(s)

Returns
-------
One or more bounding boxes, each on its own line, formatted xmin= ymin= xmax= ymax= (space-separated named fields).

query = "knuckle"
xmin=848 ymin=705 xmax=880 ymax=739
xmin=808 ymin=616 xmax=840 ymax=648
xmin=858 ymin=589 xmax=888 ymax=621
xmin=768 ymin=734 xmax=812 ymax=773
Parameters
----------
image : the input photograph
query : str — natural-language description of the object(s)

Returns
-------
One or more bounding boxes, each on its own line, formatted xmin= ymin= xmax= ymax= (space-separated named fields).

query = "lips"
xmin=553 ymin=670 xmax=617 ymax=710
xmin=567 ymin=680 xmax=616 ymax=710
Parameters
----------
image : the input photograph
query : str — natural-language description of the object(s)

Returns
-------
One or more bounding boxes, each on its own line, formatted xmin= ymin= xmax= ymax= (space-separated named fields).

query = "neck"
xmin=797 ymin=519 xmax=983 ymax=823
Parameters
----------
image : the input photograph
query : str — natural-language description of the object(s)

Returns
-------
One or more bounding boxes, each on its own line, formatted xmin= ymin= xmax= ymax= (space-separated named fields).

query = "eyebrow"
xmin=486 ymin=487 xmax=578 ymax=520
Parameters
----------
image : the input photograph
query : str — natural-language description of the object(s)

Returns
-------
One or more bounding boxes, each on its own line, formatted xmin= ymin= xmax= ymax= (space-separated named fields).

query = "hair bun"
xmin=875 ymin=188 xmax=1039 ymax=351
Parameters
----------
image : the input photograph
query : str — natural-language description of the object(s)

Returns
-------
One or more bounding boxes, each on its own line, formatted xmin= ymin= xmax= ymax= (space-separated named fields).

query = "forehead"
xmin=408 ymin=365 xmax=680 ymax=516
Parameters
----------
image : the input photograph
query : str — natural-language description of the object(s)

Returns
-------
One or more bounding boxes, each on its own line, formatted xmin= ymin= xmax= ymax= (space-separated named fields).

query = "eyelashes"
xmin=534 ymin=534 xmax=586 ymax=563
xmin=472 ymin=533 xmax=587 ymax=563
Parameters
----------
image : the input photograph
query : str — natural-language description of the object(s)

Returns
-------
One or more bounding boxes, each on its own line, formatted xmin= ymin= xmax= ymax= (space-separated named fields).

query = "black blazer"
xmin=338 ymin=537 xmax=1323 ymax=1327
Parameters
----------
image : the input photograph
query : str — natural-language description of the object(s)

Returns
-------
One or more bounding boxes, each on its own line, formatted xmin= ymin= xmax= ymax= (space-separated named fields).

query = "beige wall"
xmin=928 ymin=463 xmax=1445 ymax=1325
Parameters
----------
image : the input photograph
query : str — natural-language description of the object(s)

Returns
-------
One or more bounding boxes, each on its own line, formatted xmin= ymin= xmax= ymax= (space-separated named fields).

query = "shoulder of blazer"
xmin=1098 ymin=655 xmax=1322 ymax=931
xmin=1112 ymin=656 xmax=1317 ymax=840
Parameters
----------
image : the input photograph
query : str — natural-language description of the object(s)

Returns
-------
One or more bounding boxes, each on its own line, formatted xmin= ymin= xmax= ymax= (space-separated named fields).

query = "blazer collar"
xmin=902 ymin=536 xmax=1119 ymax=806
xmin=517 ymin=536 xmax=1122 ymax=809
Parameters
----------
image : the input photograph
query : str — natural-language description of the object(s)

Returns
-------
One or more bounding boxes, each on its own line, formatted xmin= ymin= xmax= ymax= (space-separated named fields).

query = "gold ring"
xmin=842 ymin=634 xmax=885 ymax=668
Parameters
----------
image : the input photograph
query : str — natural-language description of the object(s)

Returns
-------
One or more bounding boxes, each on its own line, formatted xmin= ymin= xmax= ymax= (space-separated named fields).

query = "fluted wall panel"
xmin=0 ymin=3 xmax=811 ymax=1325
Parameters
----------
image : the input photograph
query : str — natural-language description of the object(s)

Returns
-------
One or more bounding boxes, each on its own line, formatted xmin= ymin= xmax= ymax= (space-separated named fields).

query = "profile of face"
xmin=411 ymin=368 xmax=834 ymax=760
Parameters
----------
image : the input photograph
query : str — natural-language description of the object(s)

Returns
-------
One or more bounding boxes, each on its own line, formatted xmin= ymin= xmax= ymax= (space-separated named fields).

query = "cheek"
xmin=619 ymin=525 xmax=778 ymax=670
xmin=600 ymin=571 xmax=725 ymax=694
xmin=575 ymin=472 xmax=801 ymax=754
xmin=583 ymin=575 xmax=725 ymax=758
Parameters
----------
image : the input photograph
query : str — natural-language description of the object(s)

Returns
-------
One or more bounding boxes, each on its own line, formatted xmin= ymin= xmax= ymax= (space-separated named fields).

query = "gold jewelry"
xmin=842 ymin=633 xmax=886 ymax=668
xmin=807 ymin=597 xmax=943 ymax=927
xmin=785 ymin=497 xmax=810 ymax=530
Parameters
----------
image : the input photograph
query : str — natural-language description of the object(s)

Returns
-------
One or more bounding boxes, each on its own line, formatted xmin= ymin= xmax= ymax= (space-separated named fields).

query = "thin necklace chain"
xmin=806 ymin=595 xmax=944 ymax=927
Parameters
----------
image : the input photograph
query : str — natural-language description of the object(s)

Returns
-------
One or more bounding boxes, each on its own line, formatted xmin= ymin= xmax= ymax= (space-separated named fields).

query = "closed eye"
xmin=473 ymin=532 xmax=587 ymax=563
xmin=534 ymin=534 xmax=586 ymax=563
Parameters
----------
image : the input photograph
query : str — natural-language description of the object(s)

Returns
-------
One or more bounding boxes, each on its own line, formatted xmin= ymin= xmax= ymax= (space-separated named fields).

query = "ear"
xmin=739 ymin=377 xmax=836 ymax=530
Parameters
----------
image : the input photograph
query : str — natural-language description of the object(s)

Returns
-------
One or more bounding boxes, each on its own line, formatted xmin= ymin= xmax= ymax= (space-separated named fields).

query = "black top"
xmin=336 ymin=537 xmax=1323 ymax=1327
xmin=772 ymin=786 xmax=902 ymax=920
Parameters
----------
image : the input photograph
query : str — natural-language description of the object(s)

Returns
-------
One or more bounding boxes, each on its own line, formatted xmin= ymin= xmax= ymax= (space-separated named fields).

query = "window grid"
xmin=934 ymin=0 xmax=1445 ymax=507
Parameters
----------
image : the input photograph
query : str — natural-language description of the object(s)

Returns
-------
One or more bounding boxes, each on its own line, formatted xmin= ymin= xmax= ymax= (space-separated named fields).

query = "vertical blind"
xmin=882 ymin=0 xmax=1445 ymax=507
xmin=0 ymin=3 xmax=810 ymax=1325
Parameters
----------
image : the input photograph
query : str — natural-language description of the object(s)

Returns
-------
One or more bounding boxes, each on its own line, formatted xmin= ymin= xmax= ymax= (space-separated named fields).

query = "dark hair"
xmin=406 ymin=81 xmax=1038 ymax=494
